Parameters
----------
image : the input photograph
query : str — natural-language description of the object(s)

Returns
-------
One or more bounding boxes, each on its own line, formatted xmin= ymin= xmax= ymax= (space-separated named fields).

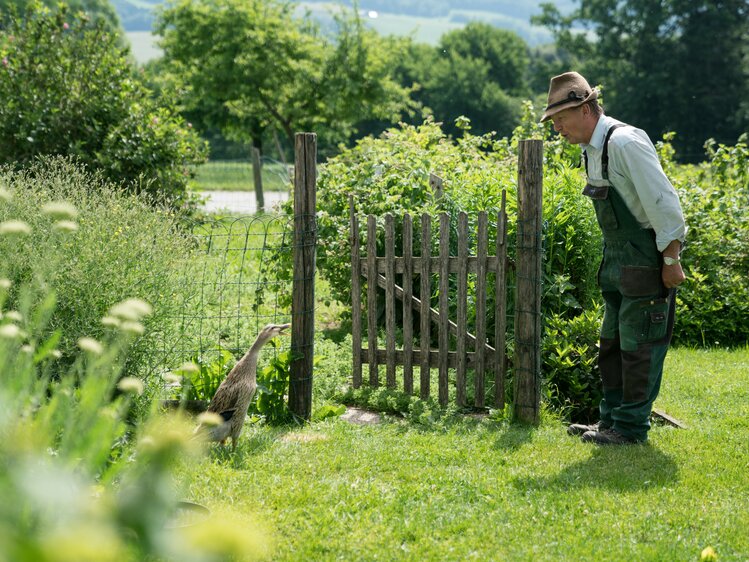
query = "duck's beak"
xmin=278 ymin=323 xmax=291 ymax=336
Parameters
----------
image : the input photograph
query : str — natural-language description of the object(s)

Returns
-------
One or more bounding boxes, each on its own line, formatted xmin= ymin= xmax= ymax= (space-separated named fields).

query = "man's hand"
xmin=662 ymin=239 xmax=686 ymax=289
xmin=663 ymin=262 xmax=686 ymax=289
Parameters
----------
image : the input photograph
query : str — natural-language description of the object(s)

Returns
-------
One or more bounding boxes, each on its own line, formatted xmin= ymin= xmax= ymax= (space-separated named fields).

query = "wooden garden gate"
xmin=348 ymin=140 xmax=544 ymax=420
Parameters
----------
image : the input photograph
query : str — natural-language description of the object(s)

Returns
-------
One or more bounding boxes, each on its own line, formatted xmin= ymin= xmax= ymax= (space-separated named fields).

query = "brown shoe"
xmin=581 ymin=428 xmax=639 ymax=445
xmin=567 ymin=421 xmax=608 ymax=436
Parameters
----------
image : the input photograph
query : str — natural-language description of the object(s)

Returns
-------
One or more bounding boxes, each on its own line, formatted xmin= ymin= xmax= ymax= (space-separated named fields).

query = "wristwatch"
xmin=663 ymin=256 xmax=680 ymax=266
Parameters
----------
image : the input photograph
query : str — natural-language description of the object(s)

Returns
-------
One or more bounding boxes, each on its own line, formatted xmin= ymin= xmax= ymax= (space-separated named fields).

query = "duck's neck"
xmin=233 ymin=341 xmax=264 ymax=380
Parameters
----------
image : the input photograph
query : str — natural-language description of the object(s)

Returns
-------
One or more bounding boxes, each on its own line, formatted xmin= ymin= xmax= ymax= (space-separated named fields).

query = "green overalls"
xmin=584 ymin=124 xmax=676 ymax=442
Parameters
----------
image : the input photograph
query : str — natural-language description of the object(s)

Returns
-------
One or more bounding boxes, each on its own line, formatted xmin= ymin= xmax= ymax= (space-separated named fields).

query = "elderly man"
xmin=541 ymin=72 xmax=687 ymax=445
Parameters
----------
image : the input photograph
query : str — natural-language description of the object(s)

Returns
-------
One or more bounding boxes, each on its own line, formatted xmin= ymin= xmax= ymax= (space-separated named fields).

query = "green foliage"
xmin=0 ymin=157 xmax=200 ymax=376
xmin=542 ymin=305 xmax=602 ymax=422
xmin=181 ymin=348 xmax=235 ymax=401
xmin=252 ymin=344 xmax=301 ymax=424
xmin=0 ymin=4 xmax=207 ymax=208
xmin=670 ymin=134 xmax=749 ymax=346
xmin=1 ymin=0 xmax=122 ymax=32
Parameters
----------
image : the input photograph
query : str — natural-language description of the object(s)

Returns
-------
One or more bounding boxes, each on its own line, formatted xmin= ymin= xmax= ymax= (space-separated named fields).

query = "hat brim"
xmin=540 ymin=91 xmax=598 ymax=123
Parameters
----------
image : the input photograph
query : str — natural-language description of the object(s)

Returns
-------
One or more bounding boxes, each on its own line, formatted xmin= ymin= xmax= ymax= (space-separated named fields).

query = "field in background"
xmin=192 ymin=161 xmax=292 ymax=192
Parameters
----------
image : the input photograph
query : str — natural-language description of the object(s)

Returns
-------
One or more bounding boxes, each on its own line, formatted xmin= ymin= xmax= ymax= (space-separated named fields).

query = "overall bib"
xmin=583 ymin=124 xmax=676 ymax=442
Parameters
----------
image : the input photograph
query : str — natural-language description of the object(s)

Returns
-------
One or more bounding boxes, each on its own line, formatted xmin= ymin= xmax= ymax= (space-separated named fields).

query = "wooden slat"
xmin=438 ymin=213 xmax=450 ymax=406
xmin=402 ymin=214 xmax=414 ymax=394
xmin=385 ymin=214 xmax=396 ymax=388
xmin=494 ymin=191 xmax=508 ymax=408
xmin=361 ymin=348 xmax=496 ymax=370
xmin=360 ymin=255 xmax=501 ymax=275
xmin=361 ymin=269 xmax=495 ymax=356
xmin=350 ymin=197 xmax=362 ymax=388
xmin=420 ymin=214 xmax=431 ymax=399
xmin=456 ymin=212 xmax=468 ymax=407
xmin=367 ymin=215 xmax=378 ymax=387
xmin=474 ymin=211 xmax=488 ymax=408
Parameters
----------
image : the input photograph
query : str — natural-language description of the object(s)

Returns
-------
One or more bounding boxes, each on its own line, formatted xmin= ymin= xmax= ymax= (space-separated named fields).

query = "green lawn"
xmin=192 ymin=160 xmax=292 ymax=192
xmin=175 ymin=347 xmax=749 ymax=561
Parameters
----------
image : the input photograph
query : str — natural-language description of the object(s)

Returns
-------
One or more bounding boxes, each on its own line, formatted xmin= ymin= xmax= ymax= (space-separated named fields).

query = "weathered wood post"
xmin=289 ymin=133 xmax=316 ymax=420
xmin=251 ymin=146 xmax=265 ymax=213
xmin=514 ymin=140 xmax=543 ymax=424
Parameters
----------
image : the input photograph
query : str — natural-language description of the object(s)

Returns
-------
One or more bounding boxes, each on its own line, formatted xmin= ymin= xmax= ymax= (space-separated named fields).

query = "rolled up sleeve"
xmin=615 ymin=137 xmax=687 ymax=252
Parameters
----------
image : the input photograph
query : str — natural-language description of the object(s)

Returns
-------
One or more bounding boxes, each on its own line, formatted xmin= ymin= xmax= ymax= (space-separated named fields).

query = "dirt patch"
xmin=340 ymin=407 xmax=382 ymax=425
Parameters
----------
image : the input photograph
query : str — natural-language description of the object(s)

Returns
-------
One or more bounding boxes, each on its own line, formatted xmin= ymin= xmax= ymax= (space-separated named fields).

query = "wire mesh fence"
xmin=150 ymin=213 xmax=295 ymax=382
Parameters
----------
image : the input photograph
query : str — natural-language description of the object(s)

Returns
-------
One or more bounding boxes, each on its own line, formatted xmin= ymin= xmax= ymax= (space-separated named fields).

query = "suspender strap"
xmin=583 ymin=123 xmax=625 ymax=180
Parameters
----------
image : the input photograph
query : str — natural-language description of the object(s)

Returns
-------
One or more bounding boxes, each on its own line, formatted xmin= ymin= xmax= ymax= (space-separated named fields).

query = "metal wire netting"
xmin=149 ymin=213 xmax=295 ymax=377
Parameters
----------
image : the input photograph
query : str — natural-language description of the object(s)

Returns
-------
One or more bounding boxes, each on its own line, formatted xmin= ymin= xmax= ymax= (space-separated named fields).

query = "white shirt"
xmin=582 ymin=115 xmax=687 ymax=252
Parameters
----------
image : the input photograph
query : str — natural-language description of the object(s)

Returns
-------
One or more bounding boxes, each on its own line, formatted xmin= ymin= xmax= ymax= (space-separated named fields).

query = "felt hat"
xmin=540 ymin=72 xmax=598 ymax=122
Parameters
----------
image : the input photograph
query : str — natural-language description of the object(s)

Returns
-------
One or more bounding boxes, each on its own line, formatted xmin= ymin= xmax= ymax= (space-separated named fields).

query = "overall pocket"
xmin=620 ymin=265 xmax=664 ymax=297
xmin=583 ymin=184 xmax=619 ymax=230
xmin=639 ymin=298 xmax=670 ymax=342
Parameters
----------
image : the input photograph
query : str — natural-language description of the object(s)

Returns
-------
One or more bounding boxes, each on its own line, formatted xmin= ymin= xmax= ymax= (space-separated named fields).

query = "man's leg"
xmin=598 ymin=290 xmax=623 ymax=428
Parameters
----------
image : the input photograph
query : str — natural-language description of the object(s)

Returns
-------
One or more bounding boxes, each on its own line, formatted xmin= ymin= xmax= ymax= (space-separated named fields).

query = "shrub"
xmin=671 ymin=134 xmax=749 ymax=347
xmin=0 ymin=157 xmax=200 ymax=377
xmin=0 ymin=4 xmax=207 ymax=208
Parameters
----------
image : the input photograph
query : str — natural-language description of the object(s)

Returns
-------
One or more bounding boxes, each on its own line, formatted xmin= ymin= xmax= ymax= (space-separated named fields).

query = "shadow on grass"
xmin=513 ymin=443 xmax=679 ymax=492
xmin=208 ymin=426 xmax=292 ymax=469
xmin=491 ymin=423 xmax=538 ymax=452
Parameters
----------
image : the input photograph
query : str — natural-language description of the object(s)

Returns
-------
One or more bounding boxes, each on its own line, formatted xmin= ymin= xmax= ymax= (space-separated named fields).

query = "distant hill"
xmin=119 ymin=0 xmax=572 ymax=63
xmin=116 ymin=0 xmax=572 ymax=39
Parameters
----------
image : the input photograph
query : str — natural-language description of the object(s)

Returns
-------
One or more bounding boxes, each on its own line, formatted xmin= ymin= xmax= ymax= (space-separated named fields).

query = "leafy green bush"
xmin=671 ymin=134 xmax=749 ymax=347
xmin=0 ymin=5 xmax=206 ymax=208
xmin=0 ymin=157 xmax=200 ymax=376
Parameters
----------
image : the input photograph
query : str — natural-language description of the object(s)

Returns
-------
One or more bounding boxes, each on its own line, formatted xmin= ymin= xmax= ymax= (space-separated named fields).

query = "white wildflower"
xmin=50 ymin=349 xmax=62 ymax=359
xmin=4 ymin=310 xmax=22 ymax=322
xmin=21 ymin=344 xmax=34 ymax=354
xmin=52 ymin=220 xmax=78 ymax=232
xmin=108 ymin=298 xmax=153 ymax=321
xmin=0 ymin=187 xmax=10 ymax=202
xmin=163 ymin=373 xmax=182 ymax=385
xmin=77 ymin=337 xmax=103 ymax=355
xmin=197 ymin=411 xmax=224 ymax=427
xmin=0 ymin=279 xmax=11 ymax=290
xmin=101 ymin=316 xmax=121 ymax=328
xmin=0 ymin=220 xmax=31 ymax=235
xmin=176 ymin=361 xmax=200 ymax=375
xmin=117 ymin=377 xmax=144 ymax=395
xmin=42 ymin=201 xmax=78 ymax=220
xmin=120 ymin=321 xmax=145 ymax=335
xmin=0 ymin=324 xmax=24 ymax=339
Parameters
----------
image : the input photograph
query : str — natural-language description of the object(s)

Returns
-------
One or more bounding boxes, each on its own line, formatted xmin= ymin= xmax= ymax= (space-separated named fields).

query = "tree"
xmin=395 ymin=23 xmax=529 ymax=138
xmin=1 ymin=0 xmax=122 ymax=33
xmin=154 ymin=0 xmax=414 ymax=156
xmin=535 ymin=0 xmax=749 ymax=161
xmin=0 ymin=4 xmax=206 ymax=208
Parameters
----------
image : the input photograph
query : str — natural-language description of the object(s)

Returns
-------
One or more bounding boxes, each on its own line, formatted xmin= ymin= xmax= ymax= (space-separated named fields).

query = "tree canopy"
xmin=154 ymin=0 xmax=415 ymax=154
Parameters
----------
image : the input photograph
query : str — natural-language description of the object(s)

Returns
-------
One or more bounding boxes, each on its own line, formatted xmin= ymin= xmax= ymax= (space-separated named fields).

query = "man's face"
xmin=551 ymin=106 xmax=590 ymax=145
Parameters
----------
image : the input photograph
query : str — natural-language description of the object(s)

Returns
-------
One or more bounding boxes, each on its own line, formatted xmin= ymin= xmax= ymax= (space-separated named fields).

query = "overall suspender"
xmin=583 ymin=124 xmax=625 ymax=181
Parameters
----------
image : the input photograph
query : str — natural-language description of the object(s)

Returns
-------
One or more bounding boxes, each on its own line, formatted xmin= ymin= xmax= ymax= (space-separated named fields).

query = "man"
xmin=541 ymin=72 xmax=686 ymax=445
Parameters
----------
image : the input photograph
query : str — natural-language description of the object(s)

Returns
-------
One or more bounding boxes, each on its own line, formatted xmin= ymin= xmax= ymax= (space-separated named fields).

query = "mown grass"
xmin=175 ymin=347 xmax=749 ymax=561
xmin=193 ymin=160 xmax=291 ymax=192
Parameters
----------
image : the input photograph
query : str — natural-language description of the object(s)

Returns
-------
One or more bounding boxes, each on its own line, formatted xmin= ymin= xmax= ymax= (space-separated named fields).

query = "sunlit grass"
xmin=175 ymin=347 xmax=749 ymax=561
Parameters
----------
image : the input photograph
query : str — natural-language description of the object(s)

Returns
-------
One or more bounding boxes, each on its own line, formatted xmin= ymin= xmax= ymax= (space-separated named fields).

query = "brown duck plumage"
xmin=197 ymin=323 xmax=290 ymax=449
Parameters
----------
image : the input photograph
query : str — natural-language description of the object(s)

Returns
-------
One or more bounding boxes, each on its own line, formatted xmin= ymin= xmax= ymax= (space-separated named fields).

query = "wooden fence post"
xmin=514 ymin=140 xmax=543 ymax=424
xmin=290 ymin=133 xmax=316 ymax=420
xmin=251 ymin=146 xmax=265 ymax=213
